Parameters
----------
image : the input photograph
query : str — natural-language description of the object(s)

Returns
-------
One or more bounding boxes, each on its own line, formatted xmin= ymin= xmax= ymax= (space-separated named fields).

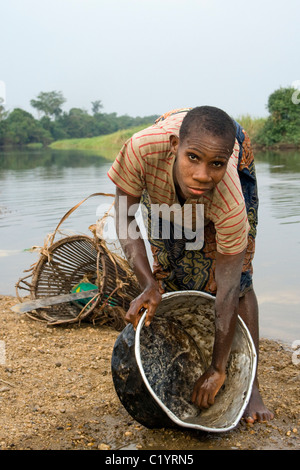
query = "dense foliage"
xmin=0 ymin=91 xmax=158 ymax=147
xmin=255 ymin=87 xmax=300 ymax=147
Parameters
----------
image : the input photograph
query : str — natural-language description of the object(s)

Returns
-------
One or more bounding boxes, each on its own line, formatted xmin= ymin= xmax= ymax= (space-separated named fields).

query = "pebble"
xmin=286 ymin=428 xmax=298 ymax=436
xmin=98 ymin=443 xmax=111 ymax=450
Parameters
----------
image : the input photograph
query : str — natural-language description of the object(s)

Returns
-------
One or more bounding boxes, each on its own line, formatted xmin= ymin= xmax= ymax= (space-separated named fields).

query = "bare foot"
xmin=243 ymin=383 xmax=274 ymax=423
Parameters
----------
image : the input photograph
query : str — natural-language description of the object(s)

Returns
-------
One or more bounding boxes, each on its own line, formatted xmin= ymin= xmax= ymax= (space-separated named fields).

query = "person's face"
xmin=171 ymin=131 xmax=233 ymax=201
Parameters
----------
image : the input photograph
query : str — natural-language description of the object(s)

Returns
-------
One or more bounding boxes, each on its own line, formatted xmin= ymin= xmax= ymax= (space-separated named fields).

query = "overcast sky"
xmin=1 ymin=0 xmax=299 ymax=119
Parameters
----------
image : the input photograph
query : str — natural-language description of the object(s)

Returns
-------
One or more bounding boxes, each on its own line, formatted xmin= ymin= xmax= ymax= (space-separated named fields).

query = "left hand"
xmin=191 ymin=365 xmax=226 ymax=409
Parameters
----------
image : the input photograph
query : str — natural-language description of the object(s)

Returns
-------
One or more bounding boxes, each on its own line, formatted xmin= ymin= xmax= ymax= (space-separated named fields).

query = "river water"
xmin=0 ymin=148 xmax=299 ymax=345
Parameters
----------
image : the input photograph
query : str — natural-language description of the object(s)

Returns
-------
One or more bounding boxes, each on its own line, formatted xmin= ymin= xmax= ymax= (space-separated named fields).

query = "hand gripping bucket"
xmin=111 ymin=291 xmax=257 ymax=432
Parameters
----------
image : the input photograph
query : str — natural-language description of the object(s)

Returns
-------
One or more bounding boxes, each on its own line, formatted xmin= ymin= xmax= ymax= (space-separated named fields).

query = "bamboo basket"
xmin=16 ymin=193 xmax=140 ymax=329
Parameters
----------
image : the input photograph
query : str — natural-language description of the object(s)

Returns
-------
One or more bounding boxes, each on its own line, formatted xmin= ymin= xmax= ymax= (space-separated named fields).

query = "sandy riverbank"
xmin=0 ymin=294 xmax=299 ymax=451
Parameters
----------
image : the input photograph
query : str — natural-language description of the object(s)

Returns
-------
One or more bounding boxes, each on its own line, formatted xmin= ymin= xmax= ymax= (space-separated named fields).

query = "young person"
xmin=107 ymin=106 xmax=274 ymax=423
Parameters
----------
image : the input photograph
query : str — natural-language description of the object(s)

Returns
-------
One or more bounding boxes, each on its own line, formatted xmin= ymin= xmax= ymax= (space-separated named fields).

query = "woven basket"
xmin=16 ymin=193 xmax=140 ymax=329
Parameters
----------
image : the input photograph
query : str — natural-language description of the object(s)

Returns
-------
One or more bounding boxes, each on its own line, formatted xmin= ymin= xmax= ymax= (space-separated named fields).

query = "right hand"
xmin=191 ymin=365 xmax=226 ymax=409
xmin=125 ymin=281 xmax=162 ymax=329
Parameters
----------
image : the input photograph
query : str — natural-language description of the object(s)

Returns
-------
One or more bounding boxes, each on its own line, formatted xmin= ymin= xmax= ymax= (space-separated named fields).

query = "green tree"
xmin=0 ymin=98 xmax=8 ymax=144
xmin=40 ymin=115 xmax=69 ymax=141
xmin=30 ymin=91 xmax=66 ymax=119
xmin=91 ymin=100 xmax=103 ymax=115
xmin=2 ymin=108 xmax=52 ymax=145
xmin=256 ymin=87 xmax=300 ymax=147
xmin=59 ymin=108 xmax=95 ymax=138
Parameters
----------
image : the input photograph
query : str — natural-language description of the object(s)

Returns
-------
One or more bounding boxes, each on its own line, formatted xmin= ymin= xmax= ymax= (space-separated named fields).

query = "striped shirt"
xmin=107 ymin=111 xmax=250 ymax=255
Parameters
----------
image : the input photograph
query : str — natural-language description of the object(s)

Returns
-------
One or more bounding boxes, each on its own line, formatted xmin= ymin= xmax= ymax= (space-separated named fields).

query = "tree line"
xmin=254 ymin=86 xmax=300 ymax=148
xmin=0 ymin=91 xmax=159 ymax=147
xmin=0 ymin=87 xmax=299 ymax=148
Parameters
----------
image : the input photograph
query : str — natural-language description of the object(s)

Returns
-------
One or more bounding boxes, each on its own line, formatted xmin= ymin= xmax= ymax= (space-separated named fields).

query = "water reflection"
xmin=255 ymin=150 xmax=300 ymax=224
xmin=250 ymin=150 xmax=300 ymax=343
xmin=255 ymin=150 xmax=300 ymax=172
xmin=0 ymin=147 xmax=108 ymax=171
xmin=0 ymin=148 xmax=299 ymax=344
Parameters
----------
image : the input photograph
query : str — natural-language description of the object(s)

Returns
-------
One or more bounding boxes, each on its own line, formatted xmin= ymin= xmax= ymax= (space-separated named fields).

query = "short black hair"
xmin=179 ymin=106 xmax=236 ymax=148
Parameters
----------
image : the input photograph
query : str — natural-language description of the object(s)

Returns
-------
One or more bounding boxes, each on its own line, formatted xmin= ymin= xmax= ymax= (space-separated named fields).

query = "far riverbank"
xmin=48 ymin=117 xmax=300 ymax=161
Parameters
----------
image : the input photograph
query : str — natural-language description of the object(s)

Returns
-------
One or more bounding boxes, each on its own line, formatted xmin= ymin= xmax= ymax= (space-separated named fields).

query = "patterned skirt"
xmin=141 ymin=121 xmax=258 ymax=298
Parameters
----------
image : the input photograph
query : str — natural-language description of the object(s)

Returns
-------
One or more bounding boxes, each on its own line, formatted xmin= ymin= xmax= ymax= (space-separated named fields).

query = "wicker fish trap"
xmin=16 ymin=193 xmax=140 ymax=330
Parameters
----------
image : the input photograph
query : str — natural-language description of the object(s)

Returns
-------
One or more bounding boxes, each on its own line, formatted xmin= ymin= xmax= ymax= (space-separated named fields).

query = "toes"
xmin=257 ymin=410 xmax=274 ymax=422
xmin=244 ymin=415 xmax=255 ymax=424
xmin=243 ymin=409 xmax=274 ymax=424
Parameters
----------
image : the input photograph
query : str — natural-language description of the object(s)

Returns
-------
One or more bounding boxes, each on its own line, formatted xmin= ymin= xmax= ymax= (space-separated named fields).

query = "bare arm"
xmin=192 ymin=249 xmax=245 ymax=408
xmin=115 ymin=187 xmax=162 ymax=328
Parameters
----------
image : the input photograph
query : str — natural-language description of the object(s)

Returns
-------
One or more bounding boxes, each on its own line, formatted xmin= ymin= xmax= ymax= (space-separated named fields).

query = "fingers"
xmin=125 ymin=301 xmax=145 ymax=329
xmin=192 ymin=386 xmax=216 ymax=409
xmin=144 ymin=302 xmax=157 ymax=327
xmin=125 ymin=287 xmax=162 ymax=329
xmin=191 ymin=368 xmax=226 ymax=410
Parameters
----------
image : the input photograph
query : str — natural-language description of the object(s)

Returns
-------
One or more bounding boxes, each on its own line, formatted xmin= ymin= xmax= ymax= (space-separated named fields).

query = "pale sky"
xmin=1 ymin=0 xmax=299 ymax=119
